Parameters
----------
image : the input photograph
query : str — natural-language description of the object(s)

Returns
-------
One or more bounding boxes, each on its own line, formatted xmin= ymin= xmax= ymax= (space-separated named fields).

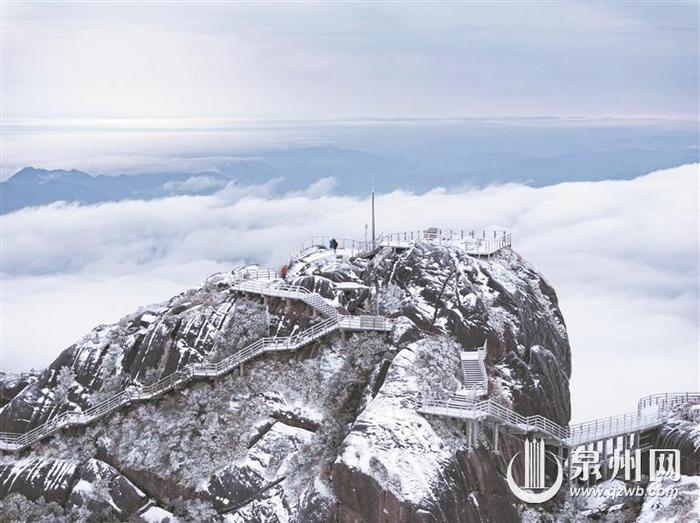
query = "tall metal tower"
xmin=371 ymin=173 xmax=376 ymax=249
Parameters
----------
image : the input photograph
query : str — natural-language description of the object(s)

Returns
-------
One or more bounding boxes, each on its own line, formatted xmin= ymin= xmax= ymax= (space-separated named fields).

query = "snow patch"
xmin=636 ymin=475 xmax=700 ymax=523
xmin=140 ymin=505 xmax=180 ymax=523
xmin=338 ymin=347 xmax=452 ymax=504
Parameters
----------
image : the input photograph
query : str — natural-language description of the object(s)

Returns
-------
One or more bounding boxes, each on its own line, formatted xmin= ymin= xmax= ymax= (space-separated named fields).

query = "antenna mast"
xmin=371 ymin=173 xmax=376 ymax=249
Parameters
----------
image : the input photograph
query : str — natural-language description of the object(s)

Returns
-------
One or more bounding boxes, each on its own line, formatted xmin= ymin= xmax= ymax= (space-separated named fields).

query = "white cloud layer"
xmin=1 ymin=165 xmax=697 ymax=421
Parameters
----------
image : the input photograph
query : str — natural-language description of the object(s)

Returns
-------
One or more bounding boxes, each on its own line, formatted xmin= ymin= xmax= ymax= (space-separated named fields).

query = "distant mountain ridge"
xmin=0 ymin=147 xmax=410 ymax=214
xmin=2 ymin=144 xmax=697 ymax=214
xmin=1 ymin=166 xmax=233 ymax=214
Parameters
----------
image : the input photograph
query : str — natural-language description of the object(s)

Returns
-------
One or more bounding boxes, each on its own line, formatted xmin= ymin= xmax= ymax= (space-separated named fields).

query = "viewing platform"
xmin=378 ymin=229 xmax=511 ymax=256
xmin=291 ymin=229 xmax=512 ymax=259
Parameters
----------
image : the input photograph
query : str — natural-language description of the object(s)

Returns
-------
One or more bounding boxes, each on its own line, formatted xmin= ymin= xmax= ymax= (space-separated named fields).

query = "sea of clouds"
xmin=1 ymin=164 xmax=697 ymax=421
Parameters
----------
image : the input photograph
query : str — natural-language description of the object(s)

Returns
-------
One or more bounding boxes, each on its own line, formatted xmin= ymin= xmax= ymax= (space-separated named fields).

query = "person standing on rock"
xmin=280 ymin=265 xmax=288 ymax=280
xmin=329 ymin=238 xmax=339 ymax=254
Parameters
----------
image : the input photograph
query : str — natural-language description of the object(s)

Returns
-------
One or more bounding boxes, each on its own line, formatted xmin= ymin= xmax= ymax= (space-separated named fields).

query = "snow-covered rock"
xmin=0 ymin=456 xmax=173 ymax=521
xmin=636 ymin=475 xmax=700 ymax=523
xmin=65 ymin=458 xmax=151 ymax=517
xmin=1 ymin=241 xmax=576 ymax=521
xmin=140 ymin=505 xmax=179 ymax=522
xmin=0 ymin=458 xmax=79 ymax=504
xmin=0 ymin=284 xmax=272 ymax=434
xmin=0 ymin=371 xmax=40 ymax=408
xmin=657 ymin=404 xmax=700 ymax=474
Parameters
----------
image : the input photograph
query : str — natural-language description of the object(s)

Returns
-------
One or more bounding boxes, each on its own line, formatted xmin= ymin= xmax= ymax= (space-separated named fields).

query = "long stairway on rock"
xmin=0 ymin=267 xmax=394 ymax=453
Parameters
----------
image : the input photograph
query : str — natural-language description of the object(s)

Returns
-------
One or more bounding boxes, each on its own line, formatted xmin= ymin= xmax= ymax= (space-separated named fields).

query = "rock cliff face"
xmin=1 ymin=243 xmax=572 ymax=522
xmin=0 ymin=372 xmax=39 ymax=409
xmin=328 ymin=244 xmax=573 ymax=522
xmin=656 ymin=405 xmax=700 ymax=475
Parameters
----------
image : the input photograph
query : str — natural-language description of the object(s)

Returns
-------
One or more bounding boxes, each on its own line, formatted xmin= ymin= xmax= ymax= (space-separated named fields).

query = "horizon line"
xmin=2 ymin=115 xmax=698 ymax=129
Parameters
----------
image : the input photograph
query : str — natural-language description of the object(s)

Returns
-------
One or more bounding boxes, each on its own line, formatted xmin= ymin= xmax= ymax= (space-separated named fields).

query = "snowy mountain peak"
xmin=2 ymin=242 xmax=573 ymax=520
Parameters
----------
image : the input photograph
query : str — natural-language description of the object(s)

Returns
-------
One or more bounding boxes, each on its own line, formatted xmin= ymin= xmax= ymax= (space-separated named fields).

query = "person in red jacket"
xmin=280 ymin=265 xmax=289 ymax=280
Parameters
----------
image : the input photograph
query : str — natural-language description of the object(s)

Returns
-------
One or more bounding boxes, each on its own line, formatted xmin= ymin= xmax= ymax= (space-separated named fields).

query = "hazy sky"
xmin=2 ymin=2 xmax=698 ymax=120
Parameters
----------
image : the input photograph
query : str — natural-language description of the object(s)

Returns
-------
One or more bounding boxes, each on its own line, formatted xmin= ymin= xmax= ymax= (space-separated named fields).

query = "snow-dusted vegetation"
xmin=6 ymin=241 xmax=690 ymax=522
xmin=637 ymin=476 xmax=700 ymax=523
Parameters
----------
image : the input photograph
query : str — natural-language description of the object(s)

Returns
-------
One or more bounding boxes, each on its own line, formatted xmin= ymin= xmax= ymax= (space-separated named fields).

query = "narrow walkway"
xmin=418 ymin=338 xmax=698 ymax=454
xmin=419 ymin=391 xmax=700 ymax=450
xmin=0 ymin=268 xmax=393 ymax=452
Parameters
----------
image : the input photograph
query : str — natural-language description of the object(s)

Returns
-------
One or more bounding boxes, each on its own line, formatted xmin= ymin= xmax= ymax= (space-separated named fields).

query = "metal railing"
xmin=232 ymin=266 xmax=279 ymax=281
xmin=637 ymin=392 xmax=700 ymax=411
xmin=378 ymin=229 xmax=511 ymax=256
xmin=290 ymin=230 xmax=513 ymax=259
xmin=231 ymin=278 xmax=339 ymax=319
xmin=419 ymin=396 xmax=569 ymax=442
xmin=0 ymin=267 xmax=394 ymax=452
xmin=419 ymin=391 xmax=699 ymax=448
xmin=338 ymin=315 xmax=393 ymax=332
xmin=568 ymin=410 xmax=667 ymax=446
xmin=1 ymin=333 xmax=270 ymax=451
xmin=231 ymin=280 xmax=311 ymax=299
xmin=291 ymin=237 xmax=373 ymax=258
